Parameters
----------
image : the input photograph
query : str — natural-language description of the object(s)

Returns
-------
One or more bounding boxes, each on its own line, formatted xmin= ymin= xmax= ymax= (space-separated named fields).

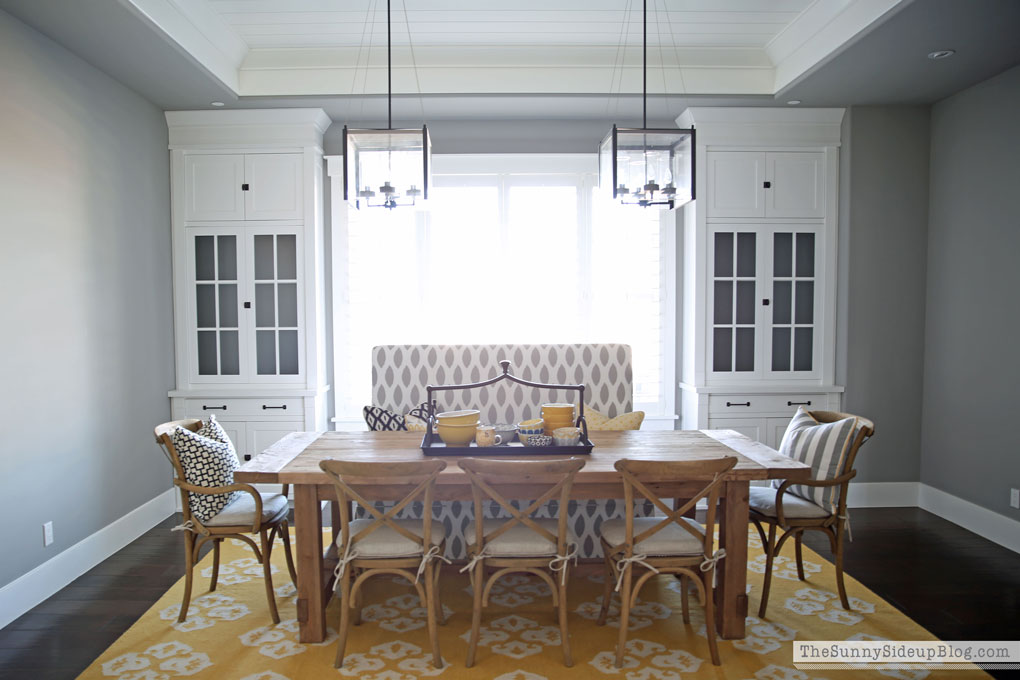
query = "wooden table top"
xmin=235 ymin=429 xmax=809 ymax=486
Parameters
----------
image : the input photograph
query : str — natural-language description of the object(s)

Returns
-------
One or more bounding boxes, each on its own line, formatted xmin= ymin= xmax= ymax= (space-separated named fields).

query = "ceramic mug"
xmin=493 ymin=424 xmax=516 ymax=446
xmin=475 ymin=425 xmax=503 ymax=447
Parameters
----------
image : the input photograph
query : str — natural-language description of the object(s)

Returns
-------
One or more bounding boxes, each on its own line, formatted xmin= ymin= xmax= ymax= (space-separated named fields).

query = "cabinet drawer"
xmin=184 ymin=397 xmax=304 ymax=417
xmin=708 ymin=394 xmax=821 ymax=416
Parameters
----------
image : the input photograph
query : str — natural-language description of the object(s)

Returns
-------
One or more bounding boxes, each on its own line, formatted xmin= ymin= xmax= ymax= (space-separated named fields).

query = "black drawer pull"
xmin=726 ymin=401 xmax=751 ymax=407
xmin=202 ymin=405 xmax=227 ymax=411
xmin=243 ymin=454 xmax=251 ymax=461
xmin=788 ymin=400 xmax=812 ymax=406
xmin=262 ymin=404 xmax=287 ymax=410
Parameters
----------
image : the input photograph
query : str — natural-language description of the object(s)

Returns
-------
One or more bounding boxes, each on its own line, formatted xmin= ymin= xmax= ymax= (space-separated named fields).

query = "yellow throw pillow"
xmin=585 ymin=408 xmax=645 ymax=430
xmin=404 ymin=414 xmax=428 ymax=432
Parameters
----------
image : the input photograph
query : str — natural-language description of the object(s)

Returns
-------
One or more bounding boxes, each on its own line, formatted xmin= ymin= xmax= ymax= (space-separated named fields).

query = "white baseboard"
xmin=919 ymin=483 xmax=1020 ymax=554
xmin=0 ymin=488 xmax=176 ymax=630
xmin=846 ymin=481 xmax=919 ymax=507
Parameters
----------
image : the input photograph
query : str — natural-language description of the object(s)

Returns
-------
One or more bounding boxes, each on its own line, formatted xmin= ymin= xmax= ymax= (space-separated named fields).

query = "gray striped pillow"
xmin=776 ymin=407 xmax=858 ymax=511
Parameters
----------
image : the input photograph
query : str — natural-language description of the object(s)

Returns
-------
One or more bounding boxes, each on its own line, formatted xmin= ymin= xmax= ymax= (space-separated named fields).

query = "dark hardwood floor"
xmin=1 ymin=508 xmax=1017 ymax=679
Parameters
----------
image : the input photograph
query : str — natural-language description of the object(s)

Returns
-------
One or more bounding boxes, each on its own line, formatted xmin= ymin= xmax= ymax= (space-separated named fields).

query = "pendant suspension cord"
xmin=387 ymin=0 xmax=392 ymax=129
xmin=400 ymin=0 xmax=426 ymax=123
xmin=605 ymin=0 xmax=632 ymax=119
xmin=642 ymin=0 xmax=649 ymax=188
xmin=642 ymin=0 xmax=647 ymax=130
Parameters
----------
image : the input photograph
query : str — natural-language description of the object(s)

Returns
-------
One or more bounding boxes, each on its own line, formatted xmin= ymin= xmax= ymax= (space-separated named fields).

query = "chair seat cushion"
xmin=337 ymin=519 xmax=444 ymax=558
xmin=465 ymin=519 xmax=576 ymax=557
xmin=749 ymin=486 xmax=831 ymax=519
xmin=205 ymin=491 xmax=288 ymax=527
xmin=600 ymin=517 xmax=704 ymax=556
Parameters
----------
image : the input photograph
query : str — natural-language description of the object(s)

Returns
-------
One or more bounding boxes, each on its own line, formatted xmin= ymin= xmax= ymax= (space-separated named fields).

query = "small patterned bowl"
xmin=553 ymin=427 xmax=581 ymax=446
xmin=517 ymin=418 xmax=545 ymax=445
xmin=524 ymin=434 xmax=553 ymax=447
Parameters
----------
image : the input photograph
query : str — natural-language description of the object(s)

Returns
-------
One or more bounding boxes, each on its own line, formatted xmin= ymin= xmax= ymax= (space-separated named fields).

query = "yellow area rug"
xmin=77 ymin=528 xmax=988 ymax=680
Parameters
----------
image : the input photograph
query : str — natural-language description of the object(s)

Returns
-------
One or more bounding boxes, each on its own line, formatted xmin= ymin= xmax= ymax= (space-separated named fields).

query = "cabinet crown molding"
xmin=676 ymin=107 xmax=844 ymax=147
xmin=166 ymin=108 xmax=332 ymax=149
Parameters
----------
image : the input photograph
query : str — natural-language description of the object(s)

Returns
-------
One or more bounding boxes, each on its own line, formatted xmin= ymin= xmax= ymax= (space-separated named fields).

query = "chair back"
xmin=319 ymin=459 xmax=447 ymax=553
xmin=154 ymin=419 xmax=204 ymax=522
xmin=804 ymin=410 xmax=874 ymax=512
xmin=457 ymin=457 xmax=586 ymax=557
xmin=807 ymin=410 xmax=874 ymax=474
xmin=614 ymin=456 xmax=737 ymax=559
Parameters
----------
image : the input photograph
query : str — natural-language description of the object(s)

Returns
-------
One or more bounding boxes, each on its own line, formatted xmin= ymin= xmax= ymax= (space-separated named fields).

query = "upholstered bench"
xmin=360 ymin=343 xmax=646 ymax=559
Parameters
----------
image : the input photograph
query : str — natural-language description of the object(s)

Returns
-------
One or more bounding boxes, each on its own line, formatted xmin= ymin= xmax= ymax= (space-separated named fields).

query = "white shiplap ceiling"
xmin=209 ymin=0 xmax=810 ymax=49
xmin=104 ymin=0 xmax=908 ymax=98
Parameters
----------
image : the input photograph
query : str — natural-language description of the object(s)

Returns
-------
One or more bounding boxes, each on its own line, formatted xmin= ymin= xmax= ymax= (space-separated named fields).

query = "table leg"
xmin=330 ymin=500 xmax=342 ymax=544
xmin=295 ymin=484 xmax=326 ymax=643
xmin=716 ymin=479 xmax=749 ymax=639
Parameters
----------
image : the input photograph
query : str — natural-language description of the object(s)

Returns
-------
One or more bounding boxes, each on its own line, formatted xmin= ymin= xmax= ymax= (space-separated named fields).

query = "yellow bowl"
xmin=436 ymin=410 xmax=480 ymax=426
xmin=541 ymin=403 xmax=575 ymax=416
xmin=543 ymin=418 xmax=575 ymax=436
xmin=518 ymin=418 xmax=544 ymax=430
xmin=437 ymin=422 xmax=477 ymax=446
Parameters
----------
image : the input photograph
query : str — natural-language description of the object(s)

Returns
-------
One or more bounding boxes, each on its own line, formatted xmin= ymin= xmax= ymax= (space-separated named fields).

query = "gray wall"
xmin=838 ymin=106 xmax=931 ymax=483
xmin=0 ymin=10 xmax=174 ymax=588
xmin=921 ymin=64 xmax=1020 ymax=518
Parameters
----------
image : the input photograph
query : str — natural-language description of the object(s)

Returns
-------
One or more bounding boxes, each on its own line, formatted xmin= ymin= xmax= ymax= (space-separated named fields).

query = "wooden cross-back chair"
xmin=750 ymin=410 xmax=875 ymax=618
xmin=318 ymin=458 xmax=448 ymax=670
xmin=598 ymin=456 xmax=738 ymax=667
xmin=154 ymin=419 xmax=297 ymax=624
xmin=457 ymin=457 xmax=587 ymax=668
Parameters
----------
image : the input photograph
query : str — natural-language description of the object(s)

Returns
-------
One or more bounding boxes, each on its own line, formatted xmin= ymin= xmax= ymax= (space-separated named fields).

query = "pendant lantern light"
xmin=599 ymin=0 xmax=694 ymax=209
xmin=343 ymin=0 xmax=431 ymax=210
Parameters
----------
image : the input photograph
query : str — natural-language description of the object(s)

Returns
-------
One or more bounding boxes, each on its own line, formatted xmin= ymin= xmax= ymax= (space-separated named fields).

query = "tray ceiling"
xmin=121 ymin=0 xmax=905 ymax=98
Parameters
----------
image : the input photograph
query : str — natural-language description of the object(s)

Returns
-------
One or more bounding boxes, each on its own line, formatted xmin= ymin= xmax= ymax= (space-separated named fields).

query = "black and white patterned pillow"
xmin=196 ymin=413 xmax=235 ymax=450
xmin=172 ymin=422 xmax=242 ymax=523
xmin=363 ymin=405 xmax=407 ymax=431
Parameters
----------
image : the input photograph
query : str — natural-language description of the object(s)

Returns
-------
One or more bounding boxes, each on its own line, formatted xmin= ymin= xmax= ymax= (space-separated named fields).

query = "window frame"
xmin=326 ymin=153 xmax=678 ymax=430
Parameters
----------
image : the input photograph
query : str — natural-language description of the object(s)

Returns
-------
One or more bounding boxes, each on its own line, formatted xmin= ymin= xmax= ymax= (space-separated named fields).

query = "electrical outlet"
xmin=1011 ymin=488 xmax=1019 ymax=509
xmin=43 ymin=521 xmax=54 ymax=547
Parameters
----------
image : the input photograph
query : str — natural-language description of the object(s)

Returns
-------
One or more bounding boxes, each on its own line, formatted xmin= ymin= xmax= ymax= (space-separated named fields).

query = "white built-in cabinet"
xmin=184 ymin=154 xmax=304 ymax=222
xmin=166 ymin=109 xmax=331 ymax=468
xmin=677 ymin=108 xmax=844 ymax=449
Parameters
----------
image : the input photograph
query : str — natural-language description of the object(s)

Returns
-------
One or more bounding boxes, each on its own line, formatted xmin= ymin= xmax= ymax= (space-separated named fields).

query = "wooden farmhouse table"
xmin=234 ymin=429 xmax=809 ymax=644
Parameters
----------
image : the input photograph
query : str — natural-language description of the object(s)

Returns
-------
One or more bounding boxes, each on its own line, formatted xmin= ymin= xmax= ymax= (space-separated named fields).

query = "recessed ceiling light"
xmin=211 ymin=101 xmax=225 ymax=107
xmin=787 ymin=100 xmax=801 ymax=106
xmin=927 ymin=50 xmax=955 ymax=60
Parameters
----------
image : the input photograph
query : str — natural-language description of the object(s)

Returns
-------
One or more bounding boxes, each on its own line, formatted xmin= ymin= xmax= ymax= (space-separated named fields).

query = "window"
xmin=329 ymin=155 xmax=676 ymax=428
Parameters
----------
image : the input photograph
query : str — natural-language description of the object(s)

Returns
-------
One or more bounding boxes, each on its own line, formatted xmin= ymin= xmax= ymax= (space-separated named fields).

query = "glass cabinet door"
xmin=191 ymin=232 xmax=242 ymax=379
xmin=767 ymin=227 xmax=819 ymax=376
xmin=250 ymin=232 xmax=302 ymax=378
xmin=711 ymin=229 xmax=758 ymax=374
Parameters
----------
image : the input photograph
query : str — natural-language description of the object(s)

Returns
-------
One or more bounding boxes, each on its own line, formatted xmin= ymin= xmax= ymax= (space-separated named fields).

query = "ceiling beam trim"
xmin=767 ymin=0 xmax=908 ymax=92
xmin=237 ymin=64 xmax=775 ymax=98
xmin=124 ymin=0 xmax=249 ymax=93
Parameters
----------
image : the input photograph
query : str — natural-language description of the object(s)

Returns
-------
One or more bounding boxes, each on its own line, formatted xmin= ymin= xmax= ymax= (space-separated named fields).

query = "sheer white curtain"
xmin=329 ymin=154 xmax=676 ymax=428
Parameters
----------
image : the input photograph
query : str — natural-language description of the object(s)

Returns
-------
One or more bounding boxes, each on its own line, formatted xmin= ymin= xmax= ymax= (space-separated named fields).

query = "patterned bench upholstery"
xmin=371 ymin=343 xmax=634 ymax=424
xmin=361 ymin=343 xmax=647 ymax=559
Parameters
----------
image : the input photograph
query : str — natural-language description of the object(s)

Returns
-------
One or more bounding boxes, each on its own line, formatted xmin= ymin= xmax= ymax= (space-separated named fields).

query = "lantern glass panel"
xmin=599 ymin=128 xmax=693 ymax=208
xmin=345 ymin=128 xmax=431 ymax=209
